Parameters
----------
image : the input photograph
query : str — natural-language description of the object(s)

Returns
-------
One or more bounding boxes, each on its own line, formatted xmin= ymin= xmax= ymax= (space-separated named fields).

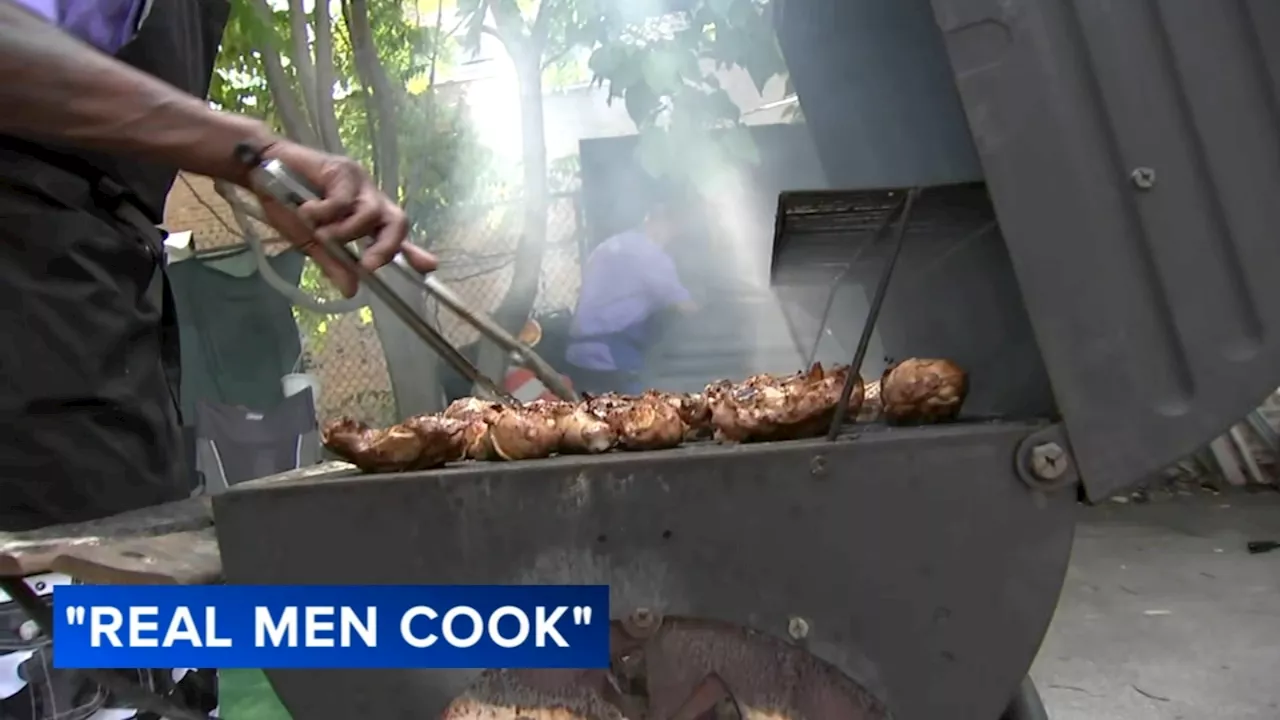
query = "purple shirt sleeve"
xmin=642 ymin=246 xmax=692 ymax=307
xmin=11 ymin=0 xmax=148 ymax=55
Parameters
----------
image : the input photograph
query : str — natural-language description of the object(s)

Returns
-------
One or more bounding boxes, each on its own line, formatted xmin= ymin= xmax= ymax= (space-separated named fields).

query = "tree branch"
xmin=426 ymin=0 xmax=446 ymax=94
xmin=286 ymin=0 xmax=321 ymax=133
xmin=247 ymin=0 xmax=320 ymax=147
xmin=530 ymin=0 xmax=555 ymax=46
xmin=487 ymin=0 xmax=531 ymax=54
xmin=540 ymin=44 xmax=573 ymax=69
xmin=345 ymin=0 xmax=401 ymax=197
xmin=479 ymin=24 xmax=509 ymax=49
xmin=311 ymin=0 xmax=345 ymax=153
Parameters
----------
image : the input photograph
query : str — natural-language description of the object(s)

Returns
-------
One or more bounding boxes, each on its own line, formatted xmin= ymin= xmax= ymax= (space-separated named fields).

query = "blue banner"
xmin=52 ymin=585 xmax=609 ymax=670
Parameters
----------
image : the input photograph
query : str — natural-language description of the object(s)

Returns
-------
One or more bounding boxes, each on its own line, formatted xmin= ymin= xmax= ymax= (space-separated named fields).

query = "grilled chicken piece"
xmin=445 ymin=397 xmax=502 ymax=422
xmin=879 ymin=358 xmax=968 ymax=424
xmin=557 ymin=406 xmax=617 ymax=454
xmin=524 ymin=399 xmax=575 ymax=418
xmin=520 ymin=400 xmax=615 ymax=455
xmin=487 ymin=404 xmax=563 ymax=461
xmin=442 ymin=669 xmax=625 ymax=720
xmin=707 ymin=363 xmax=862 ymax=443
xmin=321 ymin=415 xmax=466 ymax=473
xmin=586 ymin=393 xmax=686 ymax=451
xmin=646 ymin=390 xmax=713 ymax=440
xmin=444 ymin=397 xmax=503 ymax=460
xmin=856 ymin=379 xmax=883 ymax=422
xmin=402 ymin=414 xmax=470 ymax=466
xmin=442 ymin=698 xmax=608 ymax=720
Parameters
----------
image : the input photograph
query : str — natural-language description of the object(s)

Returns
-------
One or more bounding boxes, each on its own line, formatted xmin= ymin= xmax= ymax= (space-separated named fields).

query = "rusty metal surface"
xmin=213 ymin=420 xmax=1076 ymax=720
xmin=626 ymin=618 xmax=889 ymax=720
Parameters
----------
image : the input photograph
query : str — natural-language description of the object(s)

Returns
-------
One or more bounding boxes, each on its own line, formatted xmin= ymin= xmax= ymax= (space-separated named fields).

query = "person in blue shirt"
xmin=566 ymin=200 xmax=698 ymax=395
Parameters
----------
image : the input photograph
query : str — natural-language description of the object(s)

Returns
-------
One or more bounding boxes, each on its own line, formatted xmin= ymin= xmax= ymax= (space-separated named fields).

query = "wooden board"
xmin=0 ymin=497 xmax=213 ymax=578
xmin=51 ymin=528 xmax=222 ymax=585
xmin=0 ymin=462 xmax=357 ymax=582
xmin=233 ymin=459 xmax=359 ymax=490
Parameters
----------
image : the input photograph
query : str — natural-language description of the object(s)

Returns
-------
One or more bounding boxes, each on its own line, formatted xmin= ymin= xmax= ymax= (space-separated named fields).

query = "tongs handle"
xmin=234 ymin=143 xmax=515 ymax=405
xmin=391 ymin=266 xmax=578 ymax=402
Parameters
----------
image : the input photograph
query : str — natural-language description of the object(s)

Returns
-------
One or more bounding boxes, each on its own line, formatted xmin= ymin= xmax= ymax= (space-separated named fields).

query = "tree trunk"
xmin=346 ymin=0 xmax=400 ymax=202
xmin=311 ymin=0 xmax=344 ymax=153
xmin=473 ymin=46 xmax=550 ymax=392
xmin=344 ymin=0 xmax=443 ymax=417
xmin=286 ymin=0 xmax=321 ymax=133
xmin=248 ymin=0 xmax=318 ymax=147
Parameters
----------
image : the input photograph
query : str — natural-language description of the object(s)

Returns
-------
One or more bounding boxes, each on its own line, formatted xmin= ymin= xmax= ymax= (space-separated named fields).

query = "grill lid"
xmin=777 ymin=0 xmax=1280 ymax=500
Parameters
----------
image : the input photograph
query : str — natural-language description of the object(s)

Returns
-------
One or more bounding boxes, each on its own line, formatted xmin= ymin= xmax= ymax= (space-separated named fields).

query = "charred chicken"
xmin=321 ymin=415 xmax=467 ymax=473
xmin=320 ymin=359 xmax=967 ymax=471
xmin=585 ymin=392 xmax=686 ymax=451
xmin=485 ymin=404 xmax=564 ymax=461
xmin=879 ymin=358 xmax=968 ymax=424
xmin=706 ymin=363 xmax=860 ymax=443
xmin=443 ymin=397 xmax=502 ymax=460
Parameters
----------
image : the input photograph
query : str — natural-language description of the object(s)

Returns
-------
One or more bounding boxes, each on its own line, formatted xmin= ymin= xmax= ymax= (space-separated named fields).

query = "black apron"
xmin=0 ymin=0 xmax=230 ymax=531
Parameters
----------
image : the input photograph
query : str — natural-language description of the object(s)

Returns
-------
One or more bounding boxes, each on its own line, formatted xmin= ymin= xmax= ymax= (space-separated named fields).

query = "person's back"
xmin=565 ymin=203 xmax=695 ymax=395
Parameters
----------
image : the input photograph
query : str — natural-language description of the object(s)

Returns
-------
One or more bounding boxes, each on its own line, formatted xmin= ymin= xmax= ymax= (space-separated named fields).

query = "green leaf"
xmin=641 ymin=47 xmax=684 ymax=95
xmin=706 ymin=87 xmax=742 ymax=123
xmin=462 ymin=10 xmax=486 ymax=53
xmin=624 ymin=82 xmax=661 ymax=125
xmin=587 ymin=45 xmax=620 ymax=77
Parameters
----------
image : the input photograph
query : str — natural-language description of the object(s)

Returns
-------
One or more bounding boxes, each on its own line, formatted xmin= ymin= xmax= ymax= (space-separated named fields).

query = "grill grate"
xmin=769 ymin=183 xmax=995 ymax=286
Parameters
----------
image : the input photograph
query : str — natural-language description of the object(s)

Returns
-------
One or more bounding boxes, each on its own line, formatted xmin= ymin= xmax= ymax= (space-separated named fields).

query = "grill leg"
xmin=1000 ymin=676 xmax=1050 ymax=720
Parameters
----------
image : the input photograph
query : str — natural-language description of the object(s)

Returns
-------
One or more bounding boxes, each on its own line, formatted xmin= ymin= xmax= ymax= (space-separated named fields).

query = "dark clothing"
xmin=568 ymin=318 xmax=657 ymax=376
xmin=0 ymin=174 xmax=187 ymax=531
xmin=194 ymin=390 xmax=319 ymax=493
xmin=0 ymin=0 xmax=229 ymax=531
xmin=1 ymin=0 xmax=229 ymax=223
xmin=566 ymin=366 xmax=645 ymax=397
xmin=0 ymin=2 xmax=229 ymax=717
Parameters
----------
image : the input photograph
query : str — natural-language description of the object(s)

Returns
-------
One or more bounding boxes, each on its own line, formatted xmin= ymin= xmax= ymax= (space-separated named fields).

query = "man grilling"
xmin=565 ymin=199 xmax=698 ymax=395
xmin=0 ymin=1 xmax=436 ymax=717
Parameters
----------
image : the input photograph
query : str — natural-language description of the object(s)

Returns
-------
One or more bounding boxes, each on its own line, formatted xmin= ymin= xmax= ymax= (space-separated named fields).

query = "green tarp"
xmin=168 ymin=247 xmax=305 ymax=420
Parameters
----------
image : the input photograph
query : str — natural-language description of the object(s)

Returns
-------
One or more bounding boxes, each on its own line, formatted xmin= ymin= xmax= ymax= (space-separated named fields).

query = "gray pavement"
xmin=1032 ymin=492 xmax=1280 ymax=720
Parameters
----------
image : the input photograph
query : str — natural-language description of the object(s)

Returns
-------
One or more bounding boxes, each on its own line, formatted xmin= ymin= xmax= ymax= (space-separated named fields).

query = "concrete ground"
xmin=1031 ymin=491 xmax=1280 ymax=720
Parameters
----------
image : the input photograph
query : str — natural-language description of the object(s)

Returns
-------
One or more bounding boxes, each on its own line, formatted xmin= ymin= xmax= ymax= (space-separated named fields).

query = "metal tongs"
xmin=235 ymin=143 xmax=578 ymax=405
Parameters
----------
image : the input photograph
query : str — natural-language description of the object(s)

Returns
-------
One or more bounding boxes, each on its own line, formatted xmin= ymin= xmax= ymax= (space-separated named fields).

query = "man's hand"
xmin=0 ymin=3 xmax=434 ymax=299
xmin=255 ymin=140 xmax=437 ymax=298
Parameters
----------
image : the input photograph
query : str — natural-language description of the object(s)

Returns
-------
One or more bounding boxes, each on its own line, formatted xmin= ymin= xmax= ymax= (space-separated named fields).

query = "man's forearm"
xmin=0 ymin=1 xmax=274 ymax=185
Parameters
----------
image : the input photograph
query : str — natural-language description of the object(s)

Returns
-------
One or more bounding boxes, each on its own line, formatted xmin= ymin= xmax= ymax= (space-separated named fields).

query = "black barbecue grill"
xmin=4 ymin=1 xmax=1280 ymax=719
xmin=210 ymin=0 xmax=1280 ymax=717
xmin=212 ymin=177 xmax=1078 ymax=720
